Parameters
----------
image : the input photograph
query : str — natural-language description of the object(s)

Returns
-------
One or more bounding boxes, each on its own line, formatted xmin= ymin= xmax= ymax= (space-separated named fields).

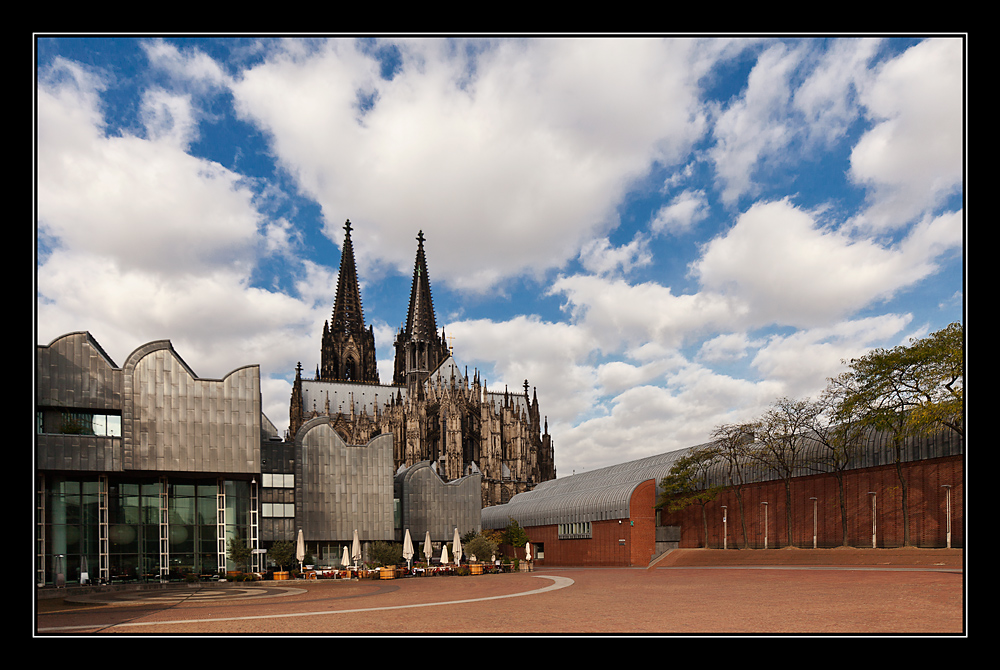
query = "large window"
xmin=38 ymin=476 xmax=253 ymax=585
xmin=37 ymin=409 xmax=121 ymax=436
xmin=39 ymin=476 xmax=102 ymax=586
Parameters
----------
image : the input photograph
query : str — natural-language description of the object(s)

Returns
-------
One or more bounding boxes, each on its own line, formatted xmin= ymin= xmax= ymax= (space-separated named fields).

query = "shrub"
xmin=268 ymin=540 xmax=295 ymax=572
xmin=503 ymin=518 xmax=528 ymax=548
xmin=369 ymin=540 xmax=403 ymax=567
xmin=466 ymin=534 xmax=498 ymax=562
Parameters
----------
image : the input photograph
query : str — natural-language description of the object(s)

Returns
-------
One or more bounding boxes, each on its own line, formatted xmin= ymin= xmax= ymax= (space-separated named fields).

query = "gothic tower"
xmin=393 ymin=230 xmax=449 ymax=397
xmin=288 ymin=223 xmax=556 ymax=505
xmin=320 ymin=220 xmax=379 ymax=383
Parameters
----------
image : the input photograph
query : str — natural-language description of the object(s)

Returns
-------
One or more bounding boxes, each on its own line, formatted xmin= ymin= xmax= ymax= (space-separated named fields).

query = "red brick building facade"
xmin=491 ymin=453 xmax=963 ymax=568
xmin=516 ymin=480 xmax=658 ymax=567
xmin=657 ymin=454 xmax=963 ymax=551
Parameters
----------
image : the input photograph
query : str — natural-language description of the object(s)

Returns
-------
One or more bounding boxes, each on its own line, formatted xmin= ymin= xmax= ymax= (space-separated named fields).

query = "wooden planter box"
xmin=273 ymin=571 xmax=290 ymax=580
xmin=470 ymin=562 xmax=483 ymax=575
xmin=379 ymin=567 xmax=396 ymax=580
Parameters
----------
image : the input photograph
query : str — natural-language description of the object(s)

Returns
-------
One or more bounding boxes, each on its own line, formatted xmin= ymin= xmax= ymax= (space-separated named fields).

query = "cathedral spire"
xmin=320 ymin=219 xmax=379 ymax=383
xmin=404 ymin=230 xmax=438 ymax=343
xmin=331 ymin=219 xmax=365 ymax=338
xmin=393 ymin=230 xmax=449 ymax=387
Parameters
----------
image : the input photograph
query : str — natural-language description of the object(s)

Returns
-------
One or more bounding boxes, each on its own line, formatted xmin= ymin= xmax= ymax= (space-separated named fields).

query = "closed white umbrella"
xmin=403 ymin=529 xmax=415 ymax=569
xmin=296 ymin=529 xmax=306 ymax=571
xmin=525 ymin=540 xmax=531 ymax=561
xmin=452 ymin=527 xmax=463 ymax=564
xmin=351 ymin=529 xmax=362 ymax=568
xmin=341 ymin=545 xmax=350 ymax=569
xmin=440 ymin=543 xmax=449 ymax=565
xmin=423 ymin=531 xmax=433 ymax=563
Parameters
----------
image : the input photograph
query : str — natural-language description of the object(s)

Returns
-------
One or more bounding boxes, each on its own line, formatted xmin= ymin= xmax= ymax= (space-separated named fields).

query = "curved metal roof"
xmin=482 ymin=444 xmax=707 ymax=528
xmin=482 ymin=426 xmax=964 ymax=530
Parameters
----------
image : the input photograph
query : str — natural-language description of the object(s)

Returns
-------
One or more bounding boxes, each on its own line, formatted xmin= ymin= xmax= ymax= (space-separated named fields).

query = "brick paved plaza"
xmin=35 ymin=549 xmax=964 ymax=635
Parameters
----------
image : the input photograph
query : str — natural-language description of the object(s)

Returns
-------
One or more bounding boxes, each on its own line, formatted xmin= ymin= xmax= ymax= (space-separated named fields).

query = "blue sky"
xmin=35 ymin=36 xmax=965 ymax=476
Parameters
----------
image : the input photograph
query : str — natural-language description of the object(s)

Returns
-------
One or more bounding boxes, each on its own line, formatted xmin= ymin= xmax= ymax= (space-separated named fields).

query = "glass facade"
xmin=40 ymin=477 xmax=102 ymax=586
xmin=38 ymin=475 xmax=254 ymax=585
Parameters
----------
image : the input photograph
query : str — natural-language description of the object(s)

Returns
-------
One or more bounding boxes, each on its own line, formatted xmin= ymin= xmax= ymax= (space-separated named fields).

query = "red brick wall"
xmin=629 ymin=479 xmax=657 ymax=565
xmin=659 ymin=455 xmax=963 ymax=549
xmin=508 ymin=456 xmax=965 ymax=567
xmin=515 ymin=456 xmax=961 ymax=566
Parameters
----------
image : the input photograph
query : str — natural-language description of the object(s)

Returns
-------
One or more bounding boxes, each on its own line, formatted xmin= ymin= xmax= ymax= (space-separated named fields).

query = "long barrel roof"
xmin=481 ymin=445 xmax=704 ymax=528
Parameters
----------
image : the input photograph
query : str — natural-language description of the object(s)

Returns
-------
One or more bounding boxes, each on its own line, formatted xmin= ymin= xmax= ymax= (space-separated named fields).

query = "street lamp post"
xmin=941 ymin=485 xmax=952 ymax=549
xmin=810 ymin=497 xmax=818 ymax=549
xmin=761 ymin=502 xmax=768 ymax=549
xmin=721 ymin=505 xmax=727 ymax=550
xmin=868 ymin=492 xmax=877 ymax=549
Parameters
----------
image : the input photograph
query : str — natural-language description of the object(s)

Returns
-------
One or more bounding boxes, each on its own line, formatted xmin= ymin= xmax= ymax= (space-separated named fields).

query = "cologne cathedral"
xmin=288 ymin=220 xmax=556 ymax=506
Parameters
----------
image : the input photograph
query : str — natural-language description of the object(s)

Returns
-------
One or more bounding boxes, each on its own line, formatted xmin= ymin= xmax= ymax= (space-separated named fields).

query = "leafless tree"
xmin=711 ymin=421 xmax=757 ymax=549
xmin=750 ymin=398 xmax=821 ymax=547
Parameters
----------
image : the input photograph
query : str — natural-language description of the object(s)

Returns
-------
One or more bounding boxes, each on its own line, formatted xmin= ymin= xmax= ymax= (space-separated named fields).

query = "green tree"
xmin=838 ymin=323 xmax=964 ymax=546
xmin=656 ymin=444 xmax=723 ymax=547
xmin=267 ymin=540 xmax=295 ymax=572
xmin=503 ymin=518 xmax=528 ymax=549
xmin=227 ymin=536 xmax=253 ymax=574
xmin=479 ymin=528 xmax=504 ymax=546
xmin=902 ymin=322 xmax=964 ymax=437
xmin=465 ymin=533 xmax=499 ymax=562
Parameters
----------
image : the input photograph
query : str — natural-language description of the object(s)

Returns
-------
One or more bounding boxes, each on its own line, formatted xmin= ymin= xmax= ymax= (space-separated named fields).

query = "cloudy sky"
xmin=35 ymin=36 xmax=965 ymax=476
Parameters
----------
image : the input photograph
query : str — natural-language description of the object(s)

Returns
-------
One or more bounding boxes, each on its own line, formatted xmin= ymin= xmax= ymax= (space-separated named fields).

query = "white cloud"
xmin=709 ymin=42 xmax=804 ymax=205
xmin=697 ymin=332 xmax=754 ymax=363
xmin=37 ymin=63 xmax=261 ymax=278
xmin=650 ymin=189 xmax=710 ymax=236
xmin=749 ymin=314 xmax=913 ymax=397
xmin=555 ymin=364 xmax=785 ymax=472
xmin=596 ymin=359 xmax=676 ymax=396
xmin=792 ymin=38 xmax=881 ymax=147
xmin=849 ymin=38 xmax=964 ymax=229
xmin=549 ymin=273 xmax=745 ymax=353
xmin=35 ymin=38 xmax=963 ymax=476
xmin=578 ymin=235 xmax=652 ymax=276
xmin=140 ymin=88 xmax=200 ymax=148
xmin=261 ymin=217 xmax=300 ymax=257
xmin=692 ymin=198 xmax=962 ymax=328
xmin=36 ymin=250 xmax=313 ymax=372
xmin=229 ymin=38 xmax=713 ymax=292
xmin=142 ymin=38 xmax=232 ymax=92
xmin=447 ymin=315 xmax=601 ymax=424
xmin=898 ymin=209 xmax=964 ymax=269
xmin=261 ymin=376 xmax=293 ymax=434
xmin=36 ymin=49 xmax=315 ymax=402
